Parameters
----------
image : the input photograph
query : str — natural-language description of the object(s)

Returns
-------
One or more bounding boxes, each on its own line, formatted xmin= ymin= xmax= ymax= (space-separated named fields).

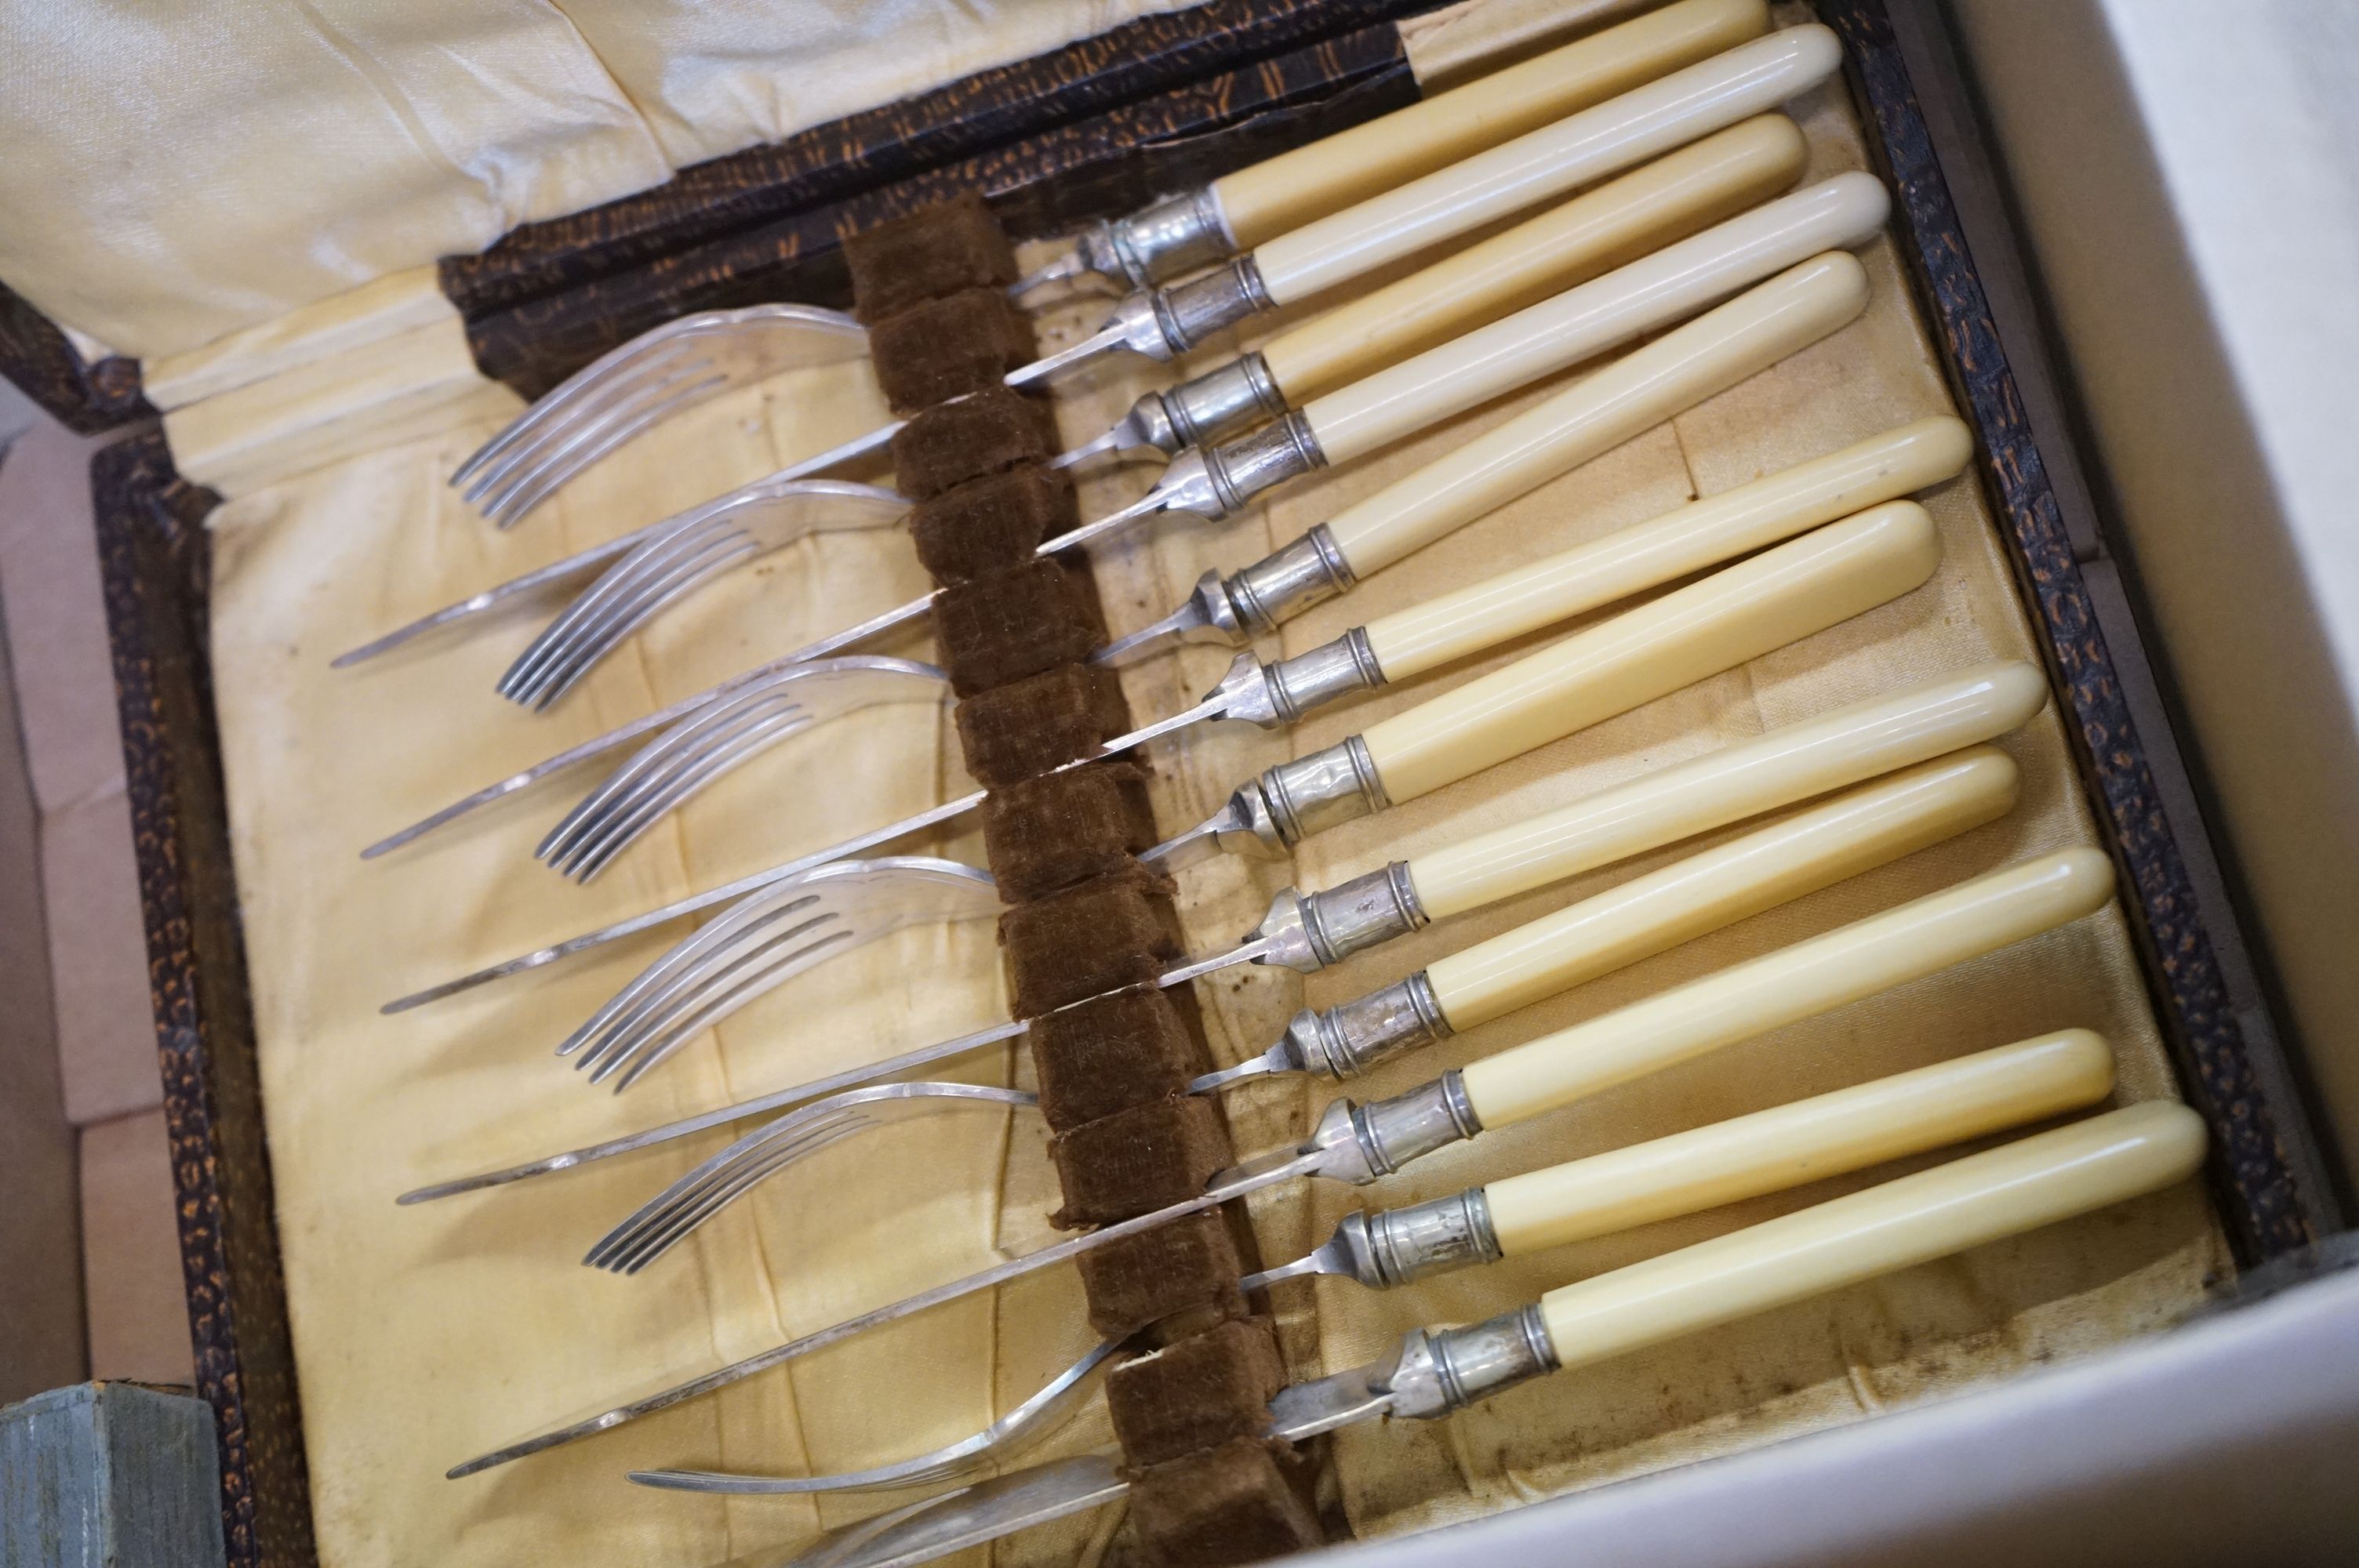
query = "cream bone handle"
xmin=1357 ymin=501 xmax=1941 ymax=808
xmin=1454 ymin=846 xmax=2118 ymax=1131
xmin=1528 ymin=1102 xmax=2205 ymax=1380
xmin=1252 ymin=115 xmax=1808 ymax=407
xmin=1404 ymin=1102 xmax=2204 ymax=1413
xmin=1212 ymin=0 xmax=1772 ymax=251
xmin=1341 ymin=1029 xmax=2114 ymax=1291
xmin=1291 ymin=176 xmax=1887 ymax=470
xmin=1286 ymin=750 xmax=2020 ymax=1079
xmin=1172 ymin=237 xmax=1874 ymax=649
xmin=1359 ymin=415 xmax=1974 ymax=682
xmin=1481 ymin=1029 xmax=2121 ymax=1258
xmin=1251 ymin=25 xmax=1844 ymax=308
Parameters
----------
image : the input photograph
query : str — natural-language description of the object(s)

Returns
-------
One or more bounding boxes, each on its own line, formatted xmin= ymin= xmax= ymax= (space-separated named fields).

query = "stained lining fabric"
xmin=195 ymin=54 xmax=2230 ymax=1568
xmin=0 ymin=0 xmax=1194 ymax=361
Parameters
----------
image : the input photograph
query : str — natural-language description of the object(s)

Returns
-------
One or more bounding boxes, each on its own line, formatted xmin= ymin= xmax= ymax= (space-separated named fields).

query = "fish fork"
xmin=492 ymin=479 xmax=907 ymax=710
xmin=353 ymin=112 xmax=1804 ymax=673
xmin=443 ymin=0 xmax=1771 ymax=529
xmin=397 ymin=666 xmax=2047 ymax=1203
xmin=587 ymin=746 xmax=2022 ymax=1269
xmin=446 ymin=847 xmax=2119 ymax=1476
xmin=669 ymin=1100 xmax=2204 ymax=1558
xmin=381 ymin=465 xmax=1932 ymax=1011
xmin=456 ymin=307 xmax=874 ymax=528
xmin=629 ymin=1029 xmax=2119 ymax=1491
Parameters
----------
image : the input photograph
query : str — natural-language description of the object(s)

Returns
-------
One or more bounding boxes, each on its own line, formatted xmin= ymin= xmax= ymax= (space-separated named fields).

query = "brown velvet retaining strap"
xmin=891 ymin=384 xmax=1061 ymax=500
xmin=1075 ymin=1212 xmax=1251 ymax=1342
xmin=983 ymin=761 xmax=1158 ymax=906
xmin=998 ymin=861 xmax=1186 ymax=1019
xmin=911 ymin=464 xmax=1078 ymax=583
xmin=843 ymin=190 xmax=1019 ymax=325
xmin=867 ymin=287 xmax=1039 ymax=414
xmin=1129 ymin=1438 xmax=1327 ymax=1568
xmin=936 ymin=557 xmax=1110 ymax=696
xmin=952 ymin=660 xmax=1133 ymax=788
xmin=1108 ymin=1316 xmax=1290 ymax=1468
xmin=1049 ymin=1093 xmax=1236 ymax=1229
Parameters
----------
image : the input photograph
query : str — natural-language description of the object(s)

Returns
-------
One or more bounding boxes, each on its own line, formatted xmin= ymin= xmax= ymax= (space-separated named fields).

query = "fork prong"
xmin=480 ymin=370 xmax=733 ymax=528
xmin=503 ymin=530 xmax=756 ymax=708
xmin=569 ymin=909 xmax=846 ymax=1077
xmin=559 ymin=709 xmax=819 ymax=881
xmin=591 ymin=1112 xmax=879 ymax=1273
xmin=464 ymin=351 xmax=710 ymax=512
xmin=606 ymin=929 xmax=862 ymax=1091
xmin=537 ymin=695 xmax=805 ymax=869
xmin=496 ymin=520 xmax=740 ymax=705
xmin=555 ymin=891 xmax=823 ymax=1058
xmin=456 ymin=336 xmax=699 ymax=492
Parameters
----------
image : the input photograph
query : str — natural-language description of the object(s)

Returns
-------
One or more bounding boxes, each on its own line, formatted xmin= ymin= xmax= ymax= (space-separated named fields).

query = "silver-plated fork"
xmin=494 ymin=479 xmax=907 ymax=710
xmin=453 ymin=306 xmax=871 ymax=528
xmin=557 ymin=856 xmax=1001 ymax=1092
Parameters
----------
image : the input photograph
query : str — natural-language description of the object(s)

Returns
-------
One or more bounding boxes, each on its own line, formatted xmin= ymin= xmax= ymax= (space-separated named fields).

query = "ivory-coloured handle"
xmin=1535 ymin=1102 xmax=2206 ymax=1373
xmin=1458 ymin=847 xmax=2117 ymax=1129
xmin=1485 ymin=1029 xmax=2117 ymax=1256
xmin=1367 ymin=416 xmax=1972 ymax=680
xmin=1215 ymin=0 xmax=1770 ymax=248
xmin=1300 ymin=181 xmax=1885 ymax=467
xmin=1259 ymin=115 xmax=1806 ymax=402
xmin=1359 ymin=502 xmax=1939 ymax=805
xmin=1321 ymin=252 xmax=1872 ymax=579
xmin=1425 ymin=748 xmax=2018 ymax=1028
xmin=1254 ymin=24 xmax=1844 ymax=307
xmin=1408 ymin=662 xmax=2047 ymax=919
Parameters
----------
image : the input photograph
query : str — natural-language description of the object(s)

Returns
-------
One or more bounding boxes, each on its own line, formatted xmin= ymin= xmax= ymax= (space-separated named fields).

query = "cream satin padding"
xmin=1323 ymin=250 xmax=1870 ymax=579
xmin=1302 ymin=179 xmax=1883 ymax=466
xmin=1482 ymin=1029 xmax=2117 ymax=1256
xmin=1361 ymin=502 xmax=1940 ymax=804
xmin=1216 ymin=0 xmax=1770 ymax=249
xmin=143 ymin=267 xmax=460 ymax=413
xmin=1261 ymin=115 xmax=1805 ymax=401
xmin=1458 ymin=848 xmax=2117 ymax=1128
xmin=1534 ymin=1103 xmax=2209 ymax=1371
xmin=1367 ymin=414 xmax=1971 ymax=678
xmin=1424 ymin=748 xmax=2019 ymax=1028
xmin=1405 ymin=663 xmax=2048 ymax=920
xmin=551 ymin=0 xmax=1197 ymax=169
xmin=1253 ymin=24 xmax=1841 ymax=307
xmin=0 ymin=2 xmax=671 ymax=360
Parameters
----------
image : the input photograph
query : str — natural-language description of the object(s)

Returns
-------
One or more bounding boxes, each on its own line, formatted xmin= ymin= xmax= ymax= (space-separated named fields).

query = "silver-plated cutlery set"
xmin=353 ymin=13 xmax=2204 ymax=1566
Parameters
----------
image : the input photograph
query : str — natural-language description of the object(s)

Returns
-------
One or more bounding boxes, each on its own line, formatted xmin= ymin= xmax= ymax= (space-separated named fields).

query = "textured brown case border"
xmin=85 ymin=5 xmax=2324 ymax=1563
xmin=0 ymin=277 xmax=152 ymax=434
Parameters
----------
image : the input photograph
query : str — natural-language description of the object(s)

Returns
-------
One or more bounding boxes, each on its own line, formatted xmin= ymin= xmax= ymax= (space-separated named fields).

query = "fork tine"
xmin=555 ymin=891 xmax=823 ymax=1058
xmin=590 ymin=1111 xmax=879 ymax=1273
xmin=503 ymin=528 xmax=757 ymax=708
xmin=479 ymin=369 xmax=732 ymax=528
xmin=463 ymin=350 xmax=709 ymax=512
xmin=537 ymin=693 xmax=804 ymax=869
xmin=569 ymin=908 xmax=845 ymax=1076
xmin=604 ymin=927 xmax=863 ymax=1091
xmin=456 ymin=334 xmax=700 ymax=492
xmin=558 ymin=707 xmax=819 ymax=881
xmin=496 ymin=517 xmax=738 ymax=703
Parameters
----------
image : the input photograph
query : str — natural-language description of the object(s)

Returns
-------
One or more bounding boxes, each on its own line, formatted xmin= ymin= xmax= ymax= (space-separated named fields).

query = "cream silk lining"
xmin=0 ymin=0 xmax=1192 ymax=361
xmin=202 ymin=66 xmax=2228 ymax=1568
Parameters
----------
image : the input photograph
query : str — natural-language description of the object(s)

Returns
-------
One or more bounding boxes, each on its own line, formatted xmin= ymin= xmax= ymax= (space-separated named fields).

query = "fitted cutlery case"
xmin=9 ymin=2 xmax=2343 ymax=1565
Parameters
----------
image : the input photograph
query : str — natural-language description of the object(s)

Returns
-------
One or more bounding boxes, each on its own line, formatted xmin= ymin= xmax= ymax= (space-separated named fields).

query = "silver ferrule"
xmin=1370 ymin=1308 xmax=1558 ymax=1422
xmin=1335 ymin=1187 xmax=1501 ymax=1290
xmin=1078 ymin=187 xmax=1237 ymax=289
xmin=1155 ymin=351 xmax=1289 ymax=453
xmin=1201 ymin=411 xmax=1325 ymax=515
xmin=1255 ymin=859 xmax=1426 ymax=975
xmin=1211 ymin=630 xmax=1382 ymax=731
xmin=1152 ymin=256 xmax=1278 ymax=358
xmin=1280 ymin=969 xmax=1452 ymax=1079
xmin=1205 ymin=732 xmax=1387 ymax=861
xmin=1221 ymin=524 xmax=1358 ymax=638
xmin=1305 ymin=1069 xmax=1483 ymax=1187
